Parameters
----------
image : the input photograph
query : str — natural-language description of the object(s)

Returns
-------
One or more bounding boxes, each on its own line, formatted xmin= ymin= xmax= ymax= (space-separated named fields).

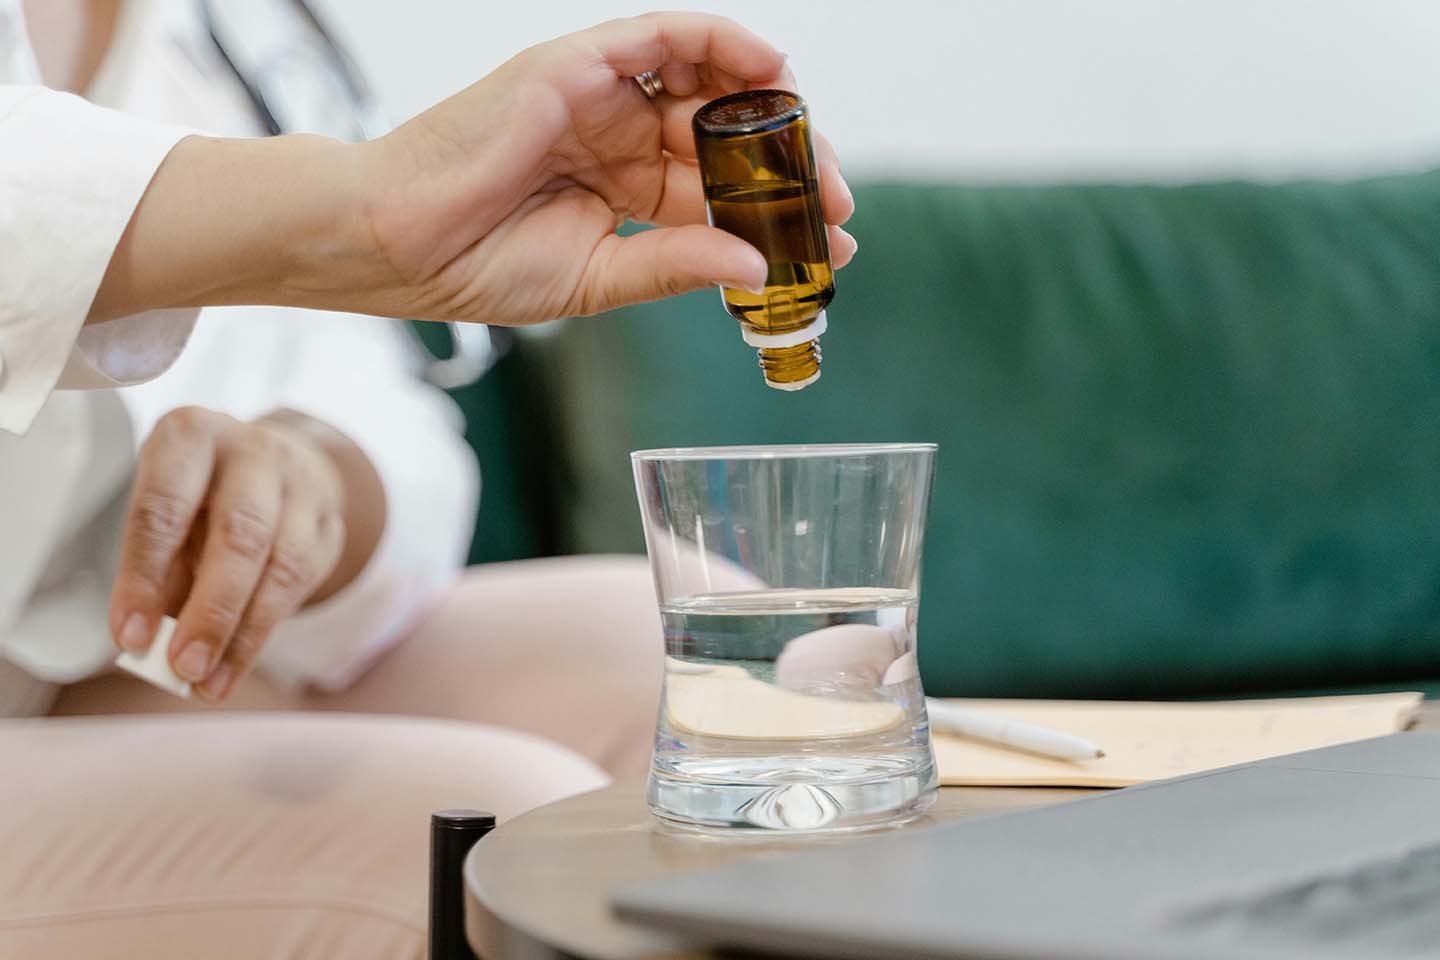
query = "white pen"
xmin=925 ymin=699 xmax=1104 ymax=761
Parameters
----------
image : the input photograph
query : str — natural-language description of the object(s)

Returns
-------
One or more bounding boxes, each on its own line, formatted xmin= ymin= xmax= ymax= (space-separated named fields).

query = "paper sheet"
xmin=113 ymin=616 xmax=191 ymax=699
xmin=665 ymin=662 xmax=905 ymax=740
xmin=933 ymin=692 xmax=1423 ymax=788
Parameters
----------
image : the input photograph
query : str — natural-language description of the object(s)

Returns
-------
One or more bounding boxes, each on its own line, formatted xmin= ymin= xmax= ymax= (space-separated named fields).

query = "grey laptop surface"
xmin=613 ymin=733 xmax=1440 ymax=960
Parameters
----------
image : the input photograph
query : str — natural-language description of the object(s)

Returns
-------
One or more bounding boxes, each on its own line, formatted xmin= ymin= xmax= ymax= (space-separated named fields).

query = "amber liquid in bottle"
xmin=694 ymin=92 xmax=834 ymax=390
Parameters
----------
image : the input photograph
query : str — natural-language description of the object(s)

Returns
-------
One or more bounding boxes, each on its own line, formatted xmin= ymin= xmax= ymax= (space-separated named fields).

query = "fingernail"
xmin=118 ymin=613 xmax=150 ymax=652
xmin=717 ymin=278 xmax=767 ymax=296
xmin=174 ymin=643 xmax=212 ymax=682
xmin=199 ymin=662 xmax=233 ymax=700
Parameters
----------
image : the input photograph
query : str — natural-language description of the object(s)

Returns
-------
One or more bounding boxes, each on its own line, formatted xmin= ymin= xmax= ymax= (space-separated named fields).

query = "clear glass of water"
xmin=631 ymin=443 xmax=938 ymax=832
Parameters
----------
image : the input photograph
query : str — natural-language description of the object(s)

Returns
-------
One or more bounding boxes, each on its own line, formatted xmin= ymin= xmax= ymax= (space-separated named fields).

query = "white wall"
xmin=316 ymin=1 xmax=1440 ymax=182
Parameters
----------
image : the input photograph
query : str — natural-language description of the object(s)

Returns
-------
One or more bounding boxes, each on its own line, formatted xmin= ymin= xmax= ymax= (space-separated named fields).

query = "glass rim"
xmin=630 ymin=442 xmax=937 ymax=462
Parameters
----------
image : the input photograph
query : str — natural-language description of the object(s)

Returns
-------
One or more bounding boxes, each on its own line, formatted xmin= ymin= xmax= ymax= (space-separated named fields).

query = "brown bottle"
xmin=693 ymin=90 xmax=833 ymax=391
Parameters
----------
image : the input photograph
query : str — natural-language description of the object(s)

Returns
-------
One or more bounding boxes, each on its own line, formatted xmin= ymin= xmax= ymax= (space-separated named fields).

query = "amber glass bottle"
xmin=693 ymin=90 xmax=833 ymax=391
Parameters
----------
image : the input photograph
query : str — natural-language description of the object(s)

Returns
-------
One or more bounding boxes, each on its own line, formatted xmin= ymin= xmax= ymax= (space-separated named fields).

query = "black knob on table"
xmin=430 ymin=809 xmax=497 ymax=960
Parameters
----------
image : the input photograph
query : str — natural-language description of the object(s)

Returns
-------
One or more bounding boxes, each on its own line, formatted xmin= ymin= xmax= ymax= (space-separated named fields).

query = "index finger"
xmin=581 ymin=12 xmax=786 ymax=83
xmin=109 ymin=412 xmax=218 ymax=654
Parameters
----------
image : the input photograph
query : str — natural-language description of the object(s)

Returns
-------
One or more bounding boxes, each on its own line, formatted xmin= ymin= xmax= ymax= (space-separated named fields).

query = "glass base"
xmin=648 ymin=754 xmax=938 ymax=833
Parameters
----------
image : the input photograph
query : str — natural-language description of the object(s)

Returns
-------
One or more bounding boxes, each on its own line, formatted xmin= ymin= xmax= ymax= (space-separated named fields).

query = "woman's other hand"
xmin=108 ymin=407 xmax=382 ymax=700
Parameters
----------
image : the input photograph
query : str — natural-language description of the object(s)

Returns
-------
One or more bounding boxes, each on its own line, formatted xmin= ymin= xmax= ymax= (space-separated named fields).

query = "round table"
xmin=465 ymin=702 xmax=1438 ymax=960
xmin=463 ymin=781 xmax=1092 ymax=959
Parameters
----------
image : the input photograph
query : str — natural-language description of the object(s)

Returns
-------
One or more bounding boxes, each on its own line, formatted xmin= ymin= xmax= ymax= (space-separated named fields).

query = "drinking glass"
xmin=631 ymin=443 xmax=938 ymax=832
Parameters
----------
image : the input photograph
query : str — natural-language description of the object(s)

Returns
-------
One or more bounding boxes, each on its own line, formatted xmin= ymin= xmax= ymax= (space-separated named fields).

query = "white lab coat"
xmin=0 ymin=0 xmax=479 ymax=714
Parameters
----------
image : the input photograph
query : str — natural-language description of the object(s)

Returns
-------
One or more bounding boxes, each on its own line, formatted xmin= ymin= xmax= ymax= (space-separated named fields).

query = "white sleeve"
xmin=258 ymin=316 xmax=480 ymax=692
xmin=256 ymin=315 xmax=480 ymax=692
xmin=0 ymin=87 xmax=199 ymax=436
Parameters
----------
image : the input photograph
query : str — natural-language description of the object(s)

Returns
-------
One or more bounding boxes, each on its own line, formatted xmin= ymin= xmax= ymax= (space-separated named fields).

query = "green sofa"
xmin=449 ymin=172 xmax=1440 ymax=700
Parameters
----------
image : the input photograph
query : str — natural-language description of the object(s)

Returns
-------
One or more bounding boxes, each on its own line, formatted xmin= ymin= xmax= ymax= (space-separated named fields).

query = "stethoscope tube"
xmin=199 ymin=0 xmax=497 ymax=387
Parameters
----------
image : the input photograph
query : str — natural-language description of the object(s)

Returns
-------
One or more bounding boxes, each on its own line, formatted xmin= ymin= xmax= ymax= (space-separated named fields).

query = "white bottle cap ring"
xmin=740 ymin=311 xmax=827 ymax=349
xmin=765 ymin=369 xmax=822 ymax=391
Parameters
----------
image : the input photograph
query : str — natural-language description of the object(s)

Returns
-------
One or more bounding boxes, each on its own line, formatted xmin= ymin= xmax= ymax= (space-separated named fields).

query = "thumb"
xmin=579 ymin=224 xmax=767 ymax=316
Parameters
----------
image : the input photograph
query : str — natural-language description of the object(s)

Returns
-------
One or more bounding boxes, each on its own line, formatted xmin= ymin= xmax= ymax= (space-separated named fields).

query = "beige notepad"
xmin=665 ymin=661 xmax=905 ymax=740
xmin=933 ymin=692 xmax=1423 ymax=788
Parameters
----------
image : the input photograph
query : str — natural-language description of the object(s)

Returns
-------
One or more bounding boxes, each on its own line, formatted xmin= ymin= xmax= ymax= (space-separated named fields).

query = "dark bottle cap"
xmin=429 ymin=810 xmax=496 ymax=960
xmin=432 ymin=809 xmax=497 ymax=831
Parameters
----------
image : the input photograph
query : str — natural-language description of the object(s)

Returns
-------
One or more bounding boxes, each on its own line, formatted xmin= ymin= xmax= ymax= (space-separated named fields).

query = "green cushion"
xmin=515 ymin=173 xmax=1440 ymax=698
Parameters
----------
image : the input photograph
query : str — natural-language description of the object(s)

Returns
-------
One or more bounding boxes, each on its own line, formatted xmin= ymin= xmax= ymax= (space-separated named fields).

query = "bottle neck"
xmin=758 ymin=340 xmax=822 ymax=390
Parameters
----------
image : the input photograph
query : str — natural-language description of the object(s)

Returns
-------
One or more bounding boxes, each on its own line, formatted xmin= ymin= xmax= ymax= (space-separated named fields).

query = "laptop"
xmin=613 ymin=732 xmax=1440 ymax=959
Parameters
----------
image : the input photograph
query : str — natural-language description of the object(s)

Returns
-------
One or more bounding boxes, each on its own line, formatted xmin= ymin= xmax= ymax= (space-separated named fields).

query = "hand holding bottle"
xmin=89 ymin=13 xmax=856 ymax=328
